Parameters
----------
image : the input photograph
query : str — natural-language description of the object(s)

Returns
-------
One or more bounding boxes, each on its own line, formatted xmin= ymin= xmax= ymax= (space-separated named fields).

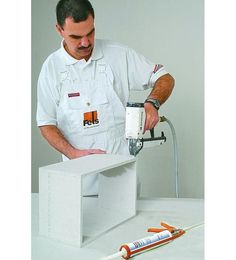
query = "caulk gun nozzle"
xmin=101 ymin=250 xmax=125 ymax=260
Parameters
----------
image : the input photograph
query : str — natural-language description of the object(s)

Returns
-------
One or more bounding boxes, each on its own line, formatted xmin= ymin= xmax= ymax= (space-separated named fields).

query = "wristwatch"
xmin=144 ymin=98 xmax=161 ymax=111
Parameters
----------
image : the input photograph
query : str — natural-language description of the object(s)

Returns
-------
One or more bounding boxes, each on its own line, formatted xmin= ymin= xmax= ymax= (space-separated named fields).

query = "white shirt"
xmin=37 ymin=39 xmax=168 ymax=194
xmin=37 ymin=39 xmax=167 ymax=128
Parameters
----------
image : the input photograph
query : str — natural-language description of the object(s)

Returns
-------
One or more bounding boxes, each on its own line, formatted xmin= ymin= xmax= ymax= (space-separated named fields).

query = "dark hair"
xmin=56 ymin=0 xmax=94 ymax=27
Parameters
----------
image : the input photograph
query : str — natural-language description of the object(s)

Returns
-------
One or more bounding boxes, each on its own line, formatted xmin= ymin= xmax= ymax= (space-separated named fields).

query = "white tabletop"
xmin=32 ymin=193 xmax=204 ymax=260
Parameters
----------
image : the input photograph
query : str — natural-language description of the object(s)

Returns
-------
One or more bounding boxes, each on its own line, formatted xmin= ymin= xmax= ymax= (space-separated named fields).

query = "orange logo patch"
xmin=83 ymin=111 xmax=99 ymax=127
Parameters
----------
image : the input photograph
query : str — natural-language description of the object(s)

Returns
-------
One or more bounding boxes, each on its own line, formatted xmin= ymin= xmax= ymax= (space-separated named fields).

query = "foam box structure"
xmin=39 ymin=154 xmax=137 ymax=247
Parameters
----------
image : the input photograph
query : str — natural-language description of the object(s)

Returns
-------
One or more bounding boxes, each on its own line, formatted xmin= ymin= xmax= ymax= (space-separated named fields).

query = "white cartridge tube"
xmin=102 ymin=230 xmax=172 ymax=260
xmin=120 ymin=230 xmax=172 ymax=258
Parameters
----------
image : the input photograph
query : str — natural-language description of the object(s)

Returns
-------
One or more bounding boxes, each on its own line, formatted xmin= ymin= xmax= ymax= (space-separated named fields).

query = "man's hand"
xmin=68 ymin=148 xmax=106 ymax=159
xmin=39 ymin=125 xmax=106 ymax=159
xmin=143 ymin=73 xmax=175 ymax=133
xmin=143 ymin=102 xmax=159 ymax=133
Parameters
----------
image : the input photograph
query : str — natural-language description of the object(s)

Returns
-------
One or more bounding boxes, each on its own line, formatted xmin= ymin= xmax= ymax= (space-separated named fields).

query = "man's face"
xmin=56 ymin=14 xmax=95 ymax=60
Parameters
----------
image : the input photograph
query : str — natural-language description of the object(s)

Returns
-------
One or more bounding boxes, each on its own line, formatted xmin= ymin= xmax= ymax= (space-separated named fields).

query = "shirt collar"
xmin=60 ymin=39 xmax=103 ymax=66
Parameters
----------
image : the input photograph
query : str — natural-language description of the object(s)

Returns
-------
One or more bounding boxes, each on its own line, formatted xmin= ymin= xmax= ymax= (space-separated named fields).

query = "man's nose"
xmin=80 ymin=36 xmax=89 ymax=47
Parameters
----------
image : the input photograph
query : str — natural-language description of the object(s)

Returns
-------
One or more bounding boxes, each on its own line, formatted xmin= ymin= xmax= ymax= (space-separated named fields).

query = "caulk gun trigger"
xmin=160 ymin=222 xmax=176 ymax=232
xmin=147 ymin=228 xmax=165 ymax=233
xmin=147 ymin=222 xmax=177 ymax=233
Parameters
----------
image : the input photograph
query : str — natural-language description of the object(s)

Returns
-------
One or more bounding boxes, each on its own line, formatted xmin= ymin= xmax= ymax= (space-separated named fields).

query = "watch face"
xmin=153 ymin=102 xmax=159 ymax=109
xmin=154 ymin=102 xmax=159 ymax=108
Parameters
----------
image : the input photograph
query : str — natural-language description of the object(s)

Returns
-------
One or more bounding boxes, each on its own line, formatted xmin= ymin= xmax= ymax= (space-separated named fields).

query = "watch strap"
xmin=144 ymin=98 xmax=161 ymax=111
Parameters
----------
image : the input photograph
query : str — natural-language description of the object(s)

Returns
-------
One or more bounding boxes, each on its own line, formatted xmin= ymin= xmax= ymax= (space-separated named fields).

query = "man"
xmin=37 ymin=0 xmax=174 ymax=194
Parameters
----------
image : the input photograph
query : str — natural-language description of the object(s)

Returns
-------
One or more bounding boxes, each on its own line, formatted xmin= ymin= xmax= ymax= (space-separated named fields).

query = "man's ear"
xmin=56 ymin=24 xmax=63 ymax=36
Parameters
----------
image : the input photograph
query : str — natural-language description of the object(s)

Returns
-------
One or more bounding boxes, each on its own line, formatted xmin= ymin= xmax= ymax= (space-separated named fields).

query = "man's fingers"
xmin=143 ymin=102 xmax=159 ymax=132
xmin=144 ymin=117 xmax=159 ymax=132
xmin=88 ymin=149 xmax=106 ymax=155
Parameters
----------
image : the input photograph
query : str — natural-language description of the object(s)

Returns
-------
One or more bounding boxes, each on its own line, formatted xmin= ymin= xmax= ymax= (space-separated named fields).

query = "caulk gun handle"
xmin=150 ymin=128 xmax=155 ymax=138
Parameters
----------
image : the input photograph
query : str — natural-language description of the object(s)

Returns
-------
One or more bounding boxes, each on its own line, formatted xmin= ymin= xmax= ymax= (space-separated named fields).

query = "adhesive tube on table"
xmin=119 ymin=230 xmax=172 ymax=259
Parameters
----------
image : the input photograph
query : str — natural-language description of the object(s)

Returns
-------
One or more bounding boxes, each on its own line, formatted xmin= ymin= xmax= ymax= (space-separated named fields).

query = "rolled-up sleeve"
xmin=126 ymin=48 xmax=168 ymax=90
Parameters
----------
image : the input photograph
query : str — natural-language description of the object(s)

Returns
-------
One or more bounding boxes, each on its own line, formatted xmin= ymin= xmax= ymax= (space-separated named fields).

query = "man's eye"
xmin=87 ymin=29 xmax=95 ymax=36
xmin=71 ymin=36 xmax=82 ymax=39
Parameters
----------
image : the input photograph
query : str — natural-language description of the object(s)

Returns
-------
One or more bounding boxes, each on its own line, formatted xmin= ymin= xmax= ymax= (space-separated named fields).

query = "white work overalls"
xmin=56 ymin=58 xmax=129 ymax=195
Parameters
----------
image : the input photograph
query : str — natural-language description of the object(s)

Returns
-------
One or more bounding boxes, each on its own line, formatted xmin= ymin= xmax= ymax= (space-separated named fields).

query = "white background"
xmin=0 ymin=0 xmax=236 ymax=259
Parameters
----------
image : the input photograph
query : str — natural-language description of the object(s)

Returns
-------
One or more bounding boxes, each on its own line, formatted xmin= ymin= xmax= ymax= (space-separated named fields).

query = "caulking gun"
xmin=125 ymin=102 xmax=166 ymax=156
xmin=101 ymin=221 xmax=204 ymax=260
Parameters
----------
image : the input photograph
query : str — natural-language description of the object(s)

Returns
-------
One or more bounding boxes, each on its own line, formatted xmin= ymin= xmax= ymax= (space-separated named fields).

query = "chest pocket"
xmin=67 ymin=95 xmax=84 ymax=110
xmin=65 ymin=66 xmax=116 ymax=136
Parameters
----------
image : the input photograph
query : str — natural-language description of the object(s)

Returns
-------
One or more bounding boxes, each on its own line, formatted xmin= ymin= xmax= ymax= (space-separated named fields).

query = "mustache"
xmin=77 ymin=45 xmax=92 ymax=50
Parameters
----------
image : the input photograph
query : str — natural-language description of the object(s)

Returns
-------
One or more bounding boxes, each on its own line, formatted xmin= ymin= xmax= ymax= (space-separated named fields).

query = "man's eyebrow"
xmin=69 ymin=27 xmax=95 ymax=39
